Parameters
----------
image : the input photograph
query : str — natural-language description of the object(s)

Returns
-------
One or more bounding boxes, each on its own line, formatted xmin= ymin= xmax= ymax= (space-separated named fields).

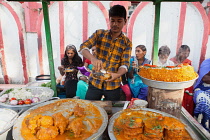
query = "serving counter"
xmin=2 ymin=101 xmax=210 ymax=140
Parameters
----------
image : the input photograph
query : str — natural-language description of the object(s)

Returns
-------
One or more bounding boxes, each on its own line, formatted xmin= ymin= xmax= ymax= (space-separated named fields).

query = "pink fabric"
xmin=120 ymin=84 xmax=132 ymax=101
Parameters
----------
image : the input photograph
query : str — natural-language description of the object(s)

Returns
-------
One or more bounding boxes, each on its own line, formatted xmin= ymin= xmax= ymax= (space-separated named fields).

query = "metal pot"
xmin=0 ymin=108 xmax=19 ymax=139
xmin=26 ymin=80 xmax=51 ymax=87
xmin=13 ymin=99 xmax=108 ymax=140
xmin=108 ymin=108 xmax=200 ymax=140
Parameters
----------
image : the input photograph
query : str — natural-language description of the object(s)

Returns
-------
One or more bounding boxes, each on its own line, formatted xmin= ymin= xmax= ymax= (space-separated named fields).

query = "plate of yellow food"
xmin=108 ymin=108 xmax=198 ymax=140
xmin=64 ymin=68 xmax=74 ymax=73
xmin=13 ymin=99 xmax=108 ymax=140
xmin=92 ymin=69 xmax=112 ymax=80
xmin=138 ymin=63 xmax=198 ymax=89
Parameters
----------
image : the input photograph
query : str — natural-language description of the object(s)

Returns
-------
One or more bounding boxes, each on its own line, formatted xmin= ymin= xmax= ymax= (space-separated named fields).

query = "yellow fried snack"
xmin=139 ymin=64 xmax=198 ymax=82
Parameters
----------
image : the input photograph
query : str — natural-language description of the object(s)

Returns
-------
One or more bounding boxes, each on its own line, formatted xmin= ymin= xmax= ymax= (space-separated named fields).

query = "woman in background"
xmin=58 ymin=44 xmax=83 ymax=98
xmin=128 ymin=45 xmax=151 ymax=100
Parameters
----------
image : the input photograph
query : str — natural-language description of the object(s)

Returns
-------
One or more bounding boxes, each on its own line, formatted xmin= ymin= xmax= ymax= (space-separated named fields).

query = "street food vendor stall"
xmin=0 ymin=0 xmax=210 ymax=140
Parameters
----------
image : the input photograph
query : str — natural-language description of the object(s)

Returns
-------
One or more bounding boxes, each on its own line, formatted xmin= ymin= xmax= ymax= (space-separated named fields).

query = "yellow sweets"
xmin=138 ymin=64 xmax=198 ymax=82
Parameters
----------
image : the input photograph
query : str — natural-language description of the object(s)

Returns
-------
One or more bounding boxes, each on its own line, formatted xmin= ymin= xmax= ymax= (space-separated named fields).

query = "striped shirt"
xmin=79 ymin=29 xmax=132 ymax=90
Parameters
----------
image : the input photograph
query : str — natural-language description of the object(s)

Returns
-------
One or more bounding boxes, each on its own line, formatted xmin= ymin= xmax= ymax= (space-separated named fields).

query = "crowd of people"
xmin=57 ymin=5 xmax=209 ymax=131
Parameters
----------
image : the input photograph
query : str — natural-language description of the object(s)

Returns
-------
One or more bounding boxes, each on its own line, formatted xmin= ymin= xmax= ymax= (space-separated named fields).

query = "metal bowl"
xmin=13 ymin=99 xmax=108 ymax=140
xmin=108 ymin=108 xmax=199 ymax=140
xmin=0 ymin=87 xmax=54 ymax=112
xmin=141 ymin=76 xmax=198 ymax=90
xmin=26 ymin=80 xmax=51 ymax=87
xmin=0 ymin=108 xmax=18 ymax=135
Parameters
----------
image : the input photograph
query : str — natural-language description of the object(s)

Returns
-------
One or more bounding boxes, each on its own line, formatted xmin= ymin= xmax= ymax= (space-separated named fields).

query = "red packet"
xmin=127 ymin=98 xmax=139 ymax=108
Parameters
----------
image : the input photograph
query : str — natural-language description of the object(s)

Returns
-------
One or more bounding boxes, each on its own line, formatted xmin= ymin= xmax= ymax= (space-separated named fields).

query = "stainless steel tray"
xmin=141 ymin=76 xmax=198 ymax=90
xmin=0 ymin=108 xmax=18 ymax=135
xmin=13 ymin=99 xmax=108 ymax=140
xmin=108 ymin=108 xmax=200 ymax=140
xmin=26 ymin=80 xmax=51 ymax=87
xmin=0 ymin=87 xmax=54 ymax=112
xmin=181 ymin=108 xmax=210 ymax=140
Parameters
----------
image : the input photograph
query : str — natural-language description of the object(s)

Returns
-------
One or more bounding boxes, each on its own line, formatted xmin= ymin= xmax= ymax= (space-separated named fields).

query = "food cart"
xmin=0 ymin=0 xmax=210 ymax=139
xmin=1 ymin=100 xmax=210 ymax=139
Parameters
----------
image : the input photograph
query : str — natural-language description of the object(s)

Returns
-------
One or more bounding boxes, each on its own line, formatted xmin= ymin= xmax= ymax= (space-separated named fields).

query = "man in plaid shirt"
xmin=79 ymin=5 xmax=132 ymax=101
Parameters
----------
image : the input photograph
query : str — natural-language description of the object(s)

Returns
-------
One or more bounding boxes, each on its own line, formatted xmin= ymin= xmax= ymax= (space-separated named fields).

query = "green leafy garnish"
xmin=41 ymin=82 xmax=51 ymax=87
xmin=4 ymin=88 xmax=14 ymax=94
xmin=152 ymin=125 xmax=162 ymax=130
xmin=69 ymin=132 xmax=74 ymax=137
xmin=144 ymin=133 xmax=157 ymax=136
xmin=120 ymin=119 xmax=126 ymax=124
xmin=113 ymin=126 xmax=122 ymax=135
xmin=129 ymin=117 xmax=135 ymax=127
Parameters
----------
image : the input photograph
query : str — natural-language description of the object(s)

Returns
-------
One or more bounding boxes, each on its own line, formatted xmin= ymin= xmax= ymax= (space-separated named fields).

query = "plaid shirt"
xmin=79 ymin=29 xmax=132 ymax=90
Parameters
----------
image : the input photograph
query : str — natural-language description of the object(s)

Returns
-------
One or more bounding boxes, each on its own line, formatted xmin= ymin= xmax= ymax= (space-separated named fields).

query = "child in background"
xmin=84 ymin=46 xmax=96 ymax=71
xmin=76 ymin=46 xmax=96 ymax=99
xmin=157 ymin=45 xmax=174 ymax=66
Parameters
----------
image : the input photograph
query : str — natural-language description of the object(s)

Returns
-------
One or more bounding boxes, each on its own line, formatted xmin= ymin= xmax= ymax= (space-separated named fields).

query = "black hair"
xmin=180 ymin=45 xmax=190 ymax=52
xmin=158 ymin=45 xmax=171 ymax=56
xmin=136 ymin=45 xmax=147 ymax=52
xmin=109 ymin=5 xmax=127 ymax=20
xmin=64 ymin=44 xmax=82 ymax=66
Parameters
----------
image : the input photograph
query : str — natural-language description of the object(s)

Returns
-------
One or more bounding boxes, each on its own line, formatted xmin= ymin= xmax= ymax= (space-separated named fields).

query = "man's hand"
xmin=105 ymin=67 xmax=127 ymax=82
xmin=91 ymin=57 xmax=103 ymax=71
xmin=81 ymin=49 xmax=103 ymax=71
xmin=106 ymin=73 xmax=121 ymax=82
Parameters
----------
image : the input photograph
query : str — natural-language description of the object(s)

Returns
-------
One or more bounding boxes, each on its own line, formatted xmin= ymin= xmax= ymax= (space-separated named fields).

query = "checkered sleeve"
xmin=120 ymin=40 xmax=132 ymax=70
xmin=79 ymin=30 xmax=100 ymax=52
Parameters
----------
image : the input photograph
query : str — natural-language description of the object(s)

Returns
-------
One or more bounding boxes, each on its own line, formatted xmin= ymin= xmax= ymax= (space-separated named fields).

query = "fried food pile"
xmin=21 ymin=100 xmax=103 ymax=140
xmin=113 ymin=109 xmax=192 ymax=140
xmin=26 ymin=112 xmax=67 ymax=139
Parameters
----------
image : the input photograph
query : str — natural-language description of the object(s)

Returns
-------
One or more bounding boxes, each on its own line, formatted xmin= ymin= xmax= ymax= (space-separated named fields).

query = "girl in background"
xmin=84 ymin=46 xmax=96 ymax=71
xmin=58 ymin=44 xmax=83 ymax=98
xmin=128 ymin=45 xmax=151 ymax=100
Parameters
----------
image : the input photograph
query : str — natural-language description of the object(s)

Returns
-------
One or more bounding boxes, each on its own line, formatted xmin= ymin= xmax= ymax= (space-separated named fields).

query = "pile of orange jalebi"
xmin=138 ymin=63 xmax=198 ymax=82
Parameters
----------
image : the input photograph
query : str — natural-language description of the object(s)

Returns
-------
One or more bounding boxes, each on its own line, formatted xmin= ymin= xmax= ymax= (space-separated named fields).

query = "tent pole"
xmin=152 ymin=3 xmax=161 ymax=65
xmin=42 ymin=1 xmax=57 ymax=96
